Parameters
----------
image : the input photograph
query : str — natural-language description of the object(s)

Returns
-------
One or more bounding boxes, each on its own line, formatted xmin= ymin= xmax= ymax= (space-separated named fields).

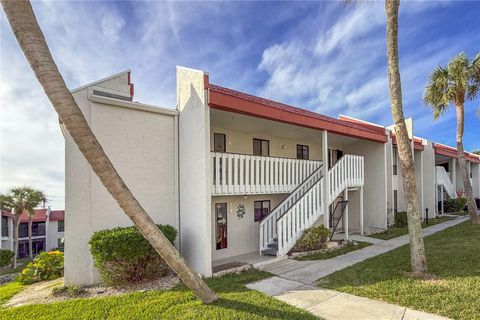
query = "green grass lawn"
xmin=369 ymin=216 xmax=455 ymax=240
xmin=295 ymin=241 xmax=372 ymax=261
xmin=0 ymin=270 xmax=317 ymax=320
xmin=318 ymin=221 xmax=480 ymax=320
xmin=0 ymin=282 xmax=24 ymax=305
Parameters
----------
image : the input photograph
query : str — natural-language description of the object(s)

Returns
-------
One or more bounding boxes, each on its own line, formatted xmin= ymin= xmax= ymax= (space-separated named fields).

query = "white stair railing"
xmin=436 ymin=166 xmax=454 ymax=198
xmin=211 ymin=152 xmax=322 ymax=195
xmin=259 ymin=164 xmax=323 ymax=253
xmin=275 ymin=154 xmax=364 ymax=256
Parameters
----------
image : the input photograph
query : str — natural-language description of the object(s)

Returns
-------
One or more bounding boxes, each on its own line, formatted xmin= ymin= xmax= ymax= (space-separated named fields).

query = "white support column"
xmin=451 ymin=158 xmax=457 ymax=198
xmin=440 ymin=185 xmax=444 ymax=215
xmin=344 ymin=188 xmax=349 ymax=241
xmin=360 ymin=186 xmax=364 ymax=236
xmin=322 ymin=130 xmax=329 ymax=228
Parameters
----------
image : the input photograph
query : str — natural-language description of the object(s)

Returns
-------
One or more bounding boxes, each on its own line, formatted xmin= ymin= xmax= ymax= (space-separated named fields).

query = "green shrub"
xmin=293 ymin=226 xmax=331 ymax=252
xmin=0 ymin=249 xmax=14 ymax=268
xmin=444 ymin=198 xmax=467 ymax=213
xmin=394 ymin=211 xmax=408 ymax=228
xmin=17 ymin=251 xmax=64 ymax=284
xmin=89 ymin=224 xmax=177 ymax=285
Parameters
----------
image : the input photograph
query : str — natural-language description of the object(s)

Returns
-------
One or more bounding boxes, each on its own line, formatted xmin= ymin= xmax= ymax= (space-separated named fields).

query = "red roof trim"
xmin=208 ymin=84 xmax=387 ymax=143
xmin=1 ymin=209 xmax=65 ymax=222
xmin=433 ymin=144 xmax=480 ymax=163
xmin=389 ymin=133 xmax=424 ymax=151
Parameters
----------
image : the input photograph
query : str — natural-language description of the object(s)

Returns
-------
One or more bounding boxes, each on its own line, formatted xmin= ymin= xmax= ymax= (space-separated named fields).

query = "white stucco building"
xmin=63 ymin=67 xmax=480 ymax=285
xmin=1 ymin=207 xmax=65 ymax=258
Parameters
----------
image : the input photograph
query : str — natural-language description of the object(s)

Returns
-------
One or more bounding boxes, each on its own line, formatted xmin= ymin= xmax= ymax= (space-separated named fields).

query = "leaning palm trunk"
xmin=1 ymin=0 xmax=217 ymax=303
xmin=385 ymin=0 xmax=427 ymax=275
xmin=28 ymin=216 xmax=33 ymax=259
xmin=455 ymin=105 xmax=480 ymax=224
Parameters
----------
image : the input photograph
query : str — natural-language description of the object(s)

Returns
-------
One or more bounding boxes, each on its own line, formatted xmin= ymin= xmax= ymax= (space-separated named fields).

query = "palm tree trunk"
xmin=385 ymin=0 xmax=427 ymax=275
xmin=1 ymin=0 xmax=217 ymax=303
xmin=455 ymin=104 xmax=480 ymax=224
xmin=12 ymin=216 xmax=20 ymax=268
xmin=28 ymin=217 xmax=33 ymax=259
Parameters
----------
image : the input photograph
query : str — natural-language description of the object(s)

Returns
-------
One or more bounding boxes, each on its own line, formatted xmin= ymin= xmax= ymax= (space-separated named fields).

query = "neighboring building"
xmin=0 ymin=207 xmax=65 ymax=258
xmin=63 ymin=67 xmax=480 ymax=286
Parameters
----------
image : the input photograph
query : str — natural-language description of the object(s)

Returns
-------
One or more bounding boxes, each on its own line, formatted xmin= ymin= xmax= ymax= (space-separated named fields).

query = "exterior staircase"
xmin=259 ymin=154 xmax=364 ymax=256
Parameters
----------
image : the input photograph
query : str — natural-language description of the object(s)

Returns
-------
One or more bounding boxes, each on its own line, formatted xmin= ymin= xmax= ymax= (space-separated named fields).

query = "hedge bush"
xmin=0 ymin=249 xmax=14 ymax=268
xmin=443 ymin=198 xmax=467 ymax=213
xmin=293 ymin=226 xmax=330 ymax=252
xmin=17 ymin=251 xmax=64 ymax=284
xmin=89 ymin=224 xmax=177 ymax=285
xmin=394 ymin=211 xmax=408 ymax=228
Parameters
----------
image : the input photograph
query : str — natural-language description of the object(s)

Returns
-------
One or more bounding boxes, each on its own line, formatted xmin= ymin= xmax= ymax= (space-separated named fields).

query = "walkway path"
xmin=247 ymin=216 xmax=467 ymax=320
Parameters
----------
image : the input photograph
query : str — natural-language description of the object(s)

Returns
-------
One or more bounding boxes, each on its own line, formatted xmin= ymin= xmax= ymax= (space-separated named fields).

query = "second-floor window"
xmin=393 ymin=146 xmax=398 ymax=175
xmin=393 ymin=190 xmax=398 ymax=214
xmin=1 ymin=216 xmax=8 ymax=237
xmin=58 ymin=220 xmax=64 ymax=232
xmin=19 ymin=222 xmax=45 ymax=238
xmin=296 ymin=144 xmax=309 ymax=160
xmin=253 ymin=138 xmax=269 ymax=156
xmin=214 ymin=133 xmax=226 ymax=152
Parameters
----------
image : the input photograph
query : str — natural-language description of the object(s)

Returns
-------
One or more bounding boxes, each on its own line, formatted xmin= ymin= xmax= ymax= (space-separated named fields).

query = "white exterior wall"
xmin=414 ymin=149 xmax=424 ymax=217
xmin=343 ymin=140 xmax=387 ymax=232
xmin=177 ymin=67 xmax=212 ymax=277
xmin=210 ymin=127 xmax=323 ymax=160
xmin=46 ymin=220 xmax=64 ymax=251
xmin=422 ymin=142 xmax=436 ymax=218
xmin=65 ymin=73 xmax=178 ymax=285
xmin=211 ymin=194 xmax=287 ymax=262
xmin=472 ymin=163 xmax=480 ymax=198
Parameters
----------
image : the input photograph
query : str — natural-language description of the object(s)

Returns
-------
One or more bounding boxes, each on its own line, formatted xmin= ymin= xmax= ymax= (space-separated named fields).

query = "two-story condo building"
xmin=1 ymin=207 xmax=65 ymax=258
xmin=63 ymin=67 xmax=480 ymax=285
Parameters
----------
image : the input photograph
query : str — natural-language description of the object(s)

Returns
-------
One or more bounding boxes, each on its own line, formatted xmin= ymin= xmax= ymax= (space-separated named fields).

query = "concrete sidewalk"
xmin=261 ymin=216 xmax=468 ymax=284
xmin=247 ymin=277 xmax=451 ymax=320
xmin=246 ymin=217 xmax=467 ymax=320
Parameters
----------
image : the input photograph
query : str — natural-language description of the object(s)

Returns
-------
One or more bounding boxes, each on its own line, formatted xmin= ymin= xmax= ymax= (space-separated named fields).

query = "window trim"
xmin=296 ymin=144 xmax=310 ymax=160
xmin=392 ymin=146 xmax=398 ymax=176
xmin=254 ymin=200 xmax=271 ymax=222
xmin=213 ymin=133 xmax=226 ymax=153
xmin=58 ymin=220 xmax=64 ymax=232
xmin=253 ymin=138 xmax=270 ymax=157
xmin=215 ymin=203 xmax=228 ymax=250
xmin=393 ymin=190 xmax=398 ymax=214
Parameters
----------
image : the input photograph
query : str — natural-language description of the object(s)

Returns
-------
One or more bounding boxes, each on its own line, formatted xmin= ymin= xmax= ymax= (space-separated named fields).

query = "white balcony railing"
xmin=436 ymin=166 xmax=454 ymax=198
xmin=211 ymin=152 xmax=322 ymax=195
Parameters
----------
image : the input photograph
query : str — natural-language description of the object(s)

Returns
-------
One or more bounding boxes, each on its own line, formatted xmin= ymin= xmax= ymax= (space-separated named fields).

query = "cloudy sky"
xmin=1 ymin=1 xmax=479 ymax=209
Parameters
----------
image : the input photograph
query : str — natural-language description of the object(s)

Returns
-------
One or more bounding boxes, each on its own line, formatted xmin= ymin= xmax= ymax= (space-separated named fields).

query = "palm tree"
xmin=385 ymin=0 xmax=427 ymax=276
xmin=0 ymin=187 xmax=45 ymax=267
xmin=424 ymin=53 xmax=480 ymax=224
xmin=1 ymin=0 xmax=217 ymax=303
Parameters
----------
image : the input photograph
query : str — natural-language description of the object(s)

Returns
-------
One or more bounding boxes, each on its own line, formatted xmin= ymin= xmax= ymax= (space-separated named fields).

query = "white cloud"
xmin=101 ymin=12 xmax=125 ymax=43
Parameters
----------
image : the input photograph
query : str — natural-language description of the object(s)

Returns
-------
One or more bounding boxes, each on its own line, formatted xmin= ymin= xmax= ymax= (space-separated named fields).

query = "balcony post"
xmin=451 ymin=158 xmax=456 ymax=198
xmin=344 ymin=188 xmax=349 ymax=241
xmin=360 ymin=186 xmax=364 ymax=236
xmin=322 ymin=130 xmax=329 ymax=228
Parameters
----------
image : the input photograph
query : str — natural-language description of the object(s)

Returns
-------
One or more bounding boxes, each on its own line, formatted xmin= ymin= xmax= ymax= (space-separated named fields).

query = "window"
xmin=19 ymin=222 xmax=45 ymax=238
xmin=57 ymin=238 xmax=64 ymax=248
xmin=1 ymin=216 xmax=8 ymax=237
xmin=296 ymin=144 xmax=309 ymax=160
xmin=214 ymin=133 xmax=226 ymax=153
xmin=392 ymin=146 xmax=398 ymax=175
xmin=19 ymin=223 xmax=28 ymax=238
xmin=254 ymin=200 xmax=271 ymax=222
xmin=393 ymin=190 xmax=398 ymax=214
xmin=58 ymin=220 xmax=64 ymax=232
xmin=328 ymin=149 xmax=344 ymax=169
xmin=215 ymin=203 xmax=227 ymax=250
xmin=253 ymin=139 xmax=269 ymax=156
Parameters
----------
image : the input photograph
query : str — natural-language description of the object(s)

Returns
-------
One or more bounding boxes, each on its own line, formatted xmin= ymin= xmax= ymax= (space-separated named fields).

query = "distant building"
xmin=0 ymin=207 xmax=65 ymax=258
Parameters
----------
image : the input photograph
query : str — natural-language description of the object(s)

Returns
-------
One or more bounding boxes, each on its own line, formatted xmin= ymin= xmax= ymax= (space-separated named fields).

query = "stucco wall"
xmin=343 ymin=140 xmax=387 ymax=231
xmin=46 ymin=220 xmax=64 ymax=251
xmin=472 ymin=163 xmax=480 ymax=198
xmin=211 ymin=194 xmax=287 ymax=262
xmin=422 ymin=142 xmax=436 ymax=218
xmin=177 ymin=67 xmax=212 ymax=276
xmin=65 ymin=75 xmax=178 ymax=285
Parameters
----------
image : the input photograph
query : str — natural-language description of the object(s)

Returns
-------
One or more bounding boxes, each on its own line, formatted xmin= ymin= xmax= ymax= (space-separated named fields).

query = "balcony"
xmin=211 ymin=152 xmax=322 ymax=195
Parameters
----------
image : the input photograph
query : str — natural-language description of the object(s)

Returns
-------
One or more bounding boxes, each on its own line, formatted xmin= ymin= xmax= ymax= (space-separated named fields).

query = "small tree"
xmin=0 ymin=187 xmax=46 ymax=267
xmin=424 ymin=53 xmax=480 ymax=224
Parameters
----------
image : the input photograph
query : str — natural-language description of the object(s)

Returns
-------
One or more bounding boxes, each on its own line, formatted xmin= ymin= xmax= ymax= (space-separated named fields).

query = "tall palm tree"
xmin=424 ymin=52 xmax=480 ymax=224
xmin=385 ymin=0 xmax=427 ymax=275
xmin=0 ymin=187 xmax=45 ymax=267
xmin=1 ymin=0 xmax=217 ymax=303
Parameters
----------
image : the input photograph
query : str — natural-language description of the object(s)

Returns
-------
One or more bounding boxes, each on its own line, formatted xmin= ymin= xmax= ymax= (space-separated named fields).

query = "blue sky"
xmin=1 ymin=0 xmax=479 ymax=208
